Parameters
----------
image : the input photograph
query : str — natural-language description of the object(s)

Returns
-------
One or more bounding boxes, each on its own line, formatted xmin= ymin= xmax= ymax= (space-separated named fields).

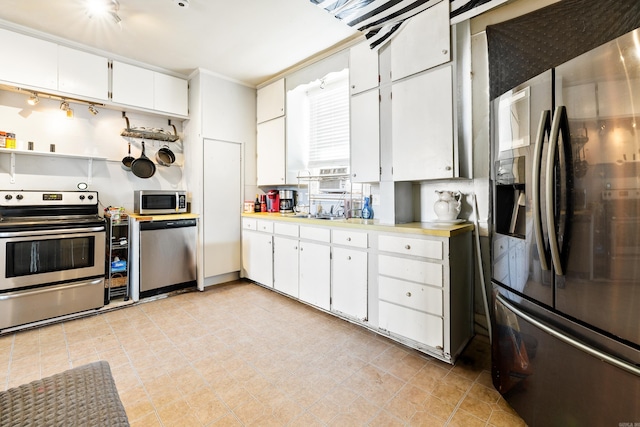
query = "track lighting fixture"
xmin=88 ymin=104 xmax=99 ymax=115
xmin=27 ymin=93 xmax=39 ymax=106
xmin=60 ymin=100 xmax=73 ymax=118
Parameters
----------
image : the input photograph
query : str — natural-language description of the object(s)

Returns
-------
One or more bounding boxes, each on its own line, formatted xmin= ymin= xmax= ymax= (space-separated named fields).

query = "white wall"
xmin=0 ymin=90 xmax=186 ymax=211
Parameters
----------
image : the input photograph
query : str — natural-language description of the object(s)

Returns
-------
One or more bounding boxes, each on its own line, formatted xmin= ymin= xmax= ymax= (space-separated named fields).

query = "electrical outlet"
xmin=372 ymin=194 xmax=380 ymax=206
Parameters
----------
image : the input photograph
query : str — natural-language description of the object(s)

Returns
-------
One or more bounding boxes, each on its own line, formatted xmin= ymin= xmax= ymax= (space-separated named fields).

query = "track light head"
xmin=27 ymin=93 xmax=39 ymax=106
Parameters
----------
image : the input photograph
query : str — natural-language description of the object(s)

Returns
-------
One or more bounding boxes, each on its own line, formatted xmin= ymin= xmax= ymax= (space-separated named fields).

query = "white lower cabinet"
xmin=377 ymin=232 xmax=473 ymax=362
xmin=240 ymin=216 xmax=473 ymax=363
xmin=331 ymin=228 xmax=368 ymax=321
xmin=241 ymin=219 xmax=273 ymax=287
xmin=299 ymin=241 xmax=331 ymax=310
xmin=273 ymin=223 xmax=332 ymax=307
xmin=332 ymin=247 xmax=368 ymax=321
xmin=274 ymin=234 xmax=299 ymax=298
xmin=299 ymin=226 xmax=331 ymax=310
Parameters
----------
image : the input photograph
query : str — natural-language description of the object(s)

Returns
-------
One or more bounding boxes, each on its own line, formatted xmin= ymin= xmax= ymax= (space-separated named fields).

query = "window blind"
xmin=307 ymin=77 xmax=350 ymax=168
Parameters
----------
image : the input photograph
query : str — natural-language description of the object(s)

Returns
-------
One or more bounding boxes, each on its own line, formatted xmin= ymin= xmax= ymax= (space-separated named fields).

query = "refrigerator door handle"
xmin=546 ymin=106 xmax=571 ymax=275
xmin=497 ymin=294 xmax=640 ymax=377
xmin=532 ymin=110 xmax=551 ymax=271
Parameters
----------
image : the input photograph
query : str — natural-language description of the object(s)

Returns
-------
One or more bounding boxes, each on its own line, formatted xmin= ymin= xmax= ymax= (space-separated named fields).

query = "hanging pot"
xmin=131 ymin=141 xmax=156 ymax=179
xmin=121 ymin=143 xmax=135 ymax=171
xmin=156 ymin=144 xmax=176 ymax=166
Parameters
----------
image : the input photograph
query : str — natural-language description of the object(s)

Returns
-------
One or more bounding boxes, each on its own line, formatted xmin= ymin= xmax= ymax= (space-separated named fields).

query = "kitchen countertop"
xmin=242 ymin=212 xmax=473 ymax=237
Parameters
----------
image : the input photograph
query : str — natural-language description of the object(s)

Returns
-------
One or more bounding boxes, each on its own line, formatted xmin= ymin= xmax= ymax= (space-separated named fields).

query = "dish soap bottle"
xmin=362 ymin=196 xmax=373 ymax=219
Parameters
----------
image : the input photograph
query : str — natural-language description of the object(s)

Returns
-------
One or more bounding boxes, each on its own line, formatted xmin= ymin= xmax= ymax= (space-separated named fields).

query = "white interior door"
xmin=203 ymin=139 xmax=242 ymax=277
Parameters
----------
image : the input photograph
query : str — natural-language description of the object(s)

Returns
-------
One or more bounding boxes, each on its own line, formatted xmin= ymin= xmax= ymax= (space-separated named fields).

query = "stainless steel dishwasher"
xmin=139 ymin=219 xmax=197 ymax=296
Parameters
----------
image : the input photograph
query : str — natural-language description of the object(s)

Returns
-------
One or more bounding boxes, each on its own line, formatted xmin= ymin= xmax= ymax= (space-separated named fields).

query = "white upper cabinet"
xmin=58 ymin=46 xmax=109 ymax=100
xmin=350 ymin=90 xmax=380 ymax=182
xmin=390 ymin=0 xmax=450 ymax=81
xmin=257 ymin=116 xmax=286 ymax=185
xmin=154 ymin=72 xmax=189 ymax=116
xmin=0 ymin=28 xmax=57 ymax=90
xmin=257 ymin=79 xmax=285 ymax=123
xmin=112 ymin=61 xmax=188 ymax=117
xmin=112 ymin=61 xmax=154 ymax=110
xmin=349 ymin=41 xmax=379 ymax=95
xmin=392 ymin=65 xmax=454 ymax=181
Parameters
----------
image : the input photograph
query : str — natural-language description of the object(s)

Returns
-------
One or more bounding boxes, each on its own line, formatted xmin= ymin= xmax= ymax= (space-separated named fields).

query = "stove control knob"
xmin=88 ymin=195 xmax=94 ymax=200
xmin=79 ymin=195 xmax=85 ymax=200
xmin=4 ymin=194 xmax=12 ymax=200
xmin=16 ymin=194 xmax=23 ymax=200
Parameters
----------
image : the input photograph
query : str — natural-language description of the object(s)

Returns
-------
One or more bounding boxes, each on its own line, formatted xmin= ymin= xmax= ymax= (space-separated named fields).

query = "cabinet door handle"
xmin=405 ymin=245 xmax=411 ymax=250
xmin=294 ymin=246 xmax=298 ymax=250
xmin=406 ymin=292 xmax=412 ymax=297
xmin=347 ymin=256 xmax=351 ymax=260
xmin=347 ymin=237 xmax=351 ymax=241
xmin=300 ymin=247 xmax=303 ymax=251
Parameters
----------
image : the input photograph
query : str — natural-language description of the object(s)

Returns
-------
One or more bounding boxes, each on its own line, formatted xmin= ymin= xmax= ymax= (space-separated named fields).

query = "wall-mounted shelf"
xmin=0 ymin=148 xmax=106 ymax=184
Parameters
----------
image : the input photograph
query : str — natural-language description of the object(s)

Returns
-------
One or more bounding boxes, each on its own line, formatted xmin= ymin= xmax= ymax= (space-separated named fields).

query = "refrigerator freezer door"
xmin=491 ymin=70 xmax=554 ymax=307
xmin=492 ymin=289 xmax=640 ymax=426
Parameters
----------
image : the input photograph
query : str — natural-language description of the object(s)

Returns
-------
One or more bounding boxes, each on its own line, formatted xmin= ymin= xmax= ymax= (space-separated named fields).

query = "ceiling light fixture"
xmin=88 ymin=104 xmax=99 ymax=115
xmin=27 ymin=93 xmax=39 ymax=106
xmin=173 ymin=0 xmax=190 ymax=8
xmin=87 ymin=0 xmax=122 ymax=24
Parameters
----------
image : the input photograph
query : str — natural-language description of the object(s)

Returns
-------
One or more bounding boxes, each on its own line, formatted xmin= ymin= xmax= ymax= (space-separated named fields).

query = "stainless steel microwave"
xmin=134 ymin=190 xmax=187 ymax=214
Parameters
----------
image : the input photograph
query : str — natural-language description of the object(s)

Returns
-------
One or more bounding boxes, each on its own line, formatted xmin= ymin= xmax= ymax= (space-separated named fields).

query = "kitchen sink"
xmin=287 ymin=214 xmax=345 ymax=221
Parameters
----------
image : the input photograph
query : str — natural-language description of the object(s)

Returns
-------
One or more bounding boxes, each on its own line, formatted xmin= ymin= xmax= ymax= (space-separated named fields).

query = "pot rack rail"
xmin=120 ymin=113 xmax=180 ymax=142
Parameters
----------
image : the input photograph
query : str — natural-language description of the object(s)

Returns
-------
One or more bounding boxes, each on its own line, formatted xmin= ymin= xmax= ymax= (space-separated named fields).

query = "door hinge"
xmin=379 ymin=167 xmax=382 ymax=176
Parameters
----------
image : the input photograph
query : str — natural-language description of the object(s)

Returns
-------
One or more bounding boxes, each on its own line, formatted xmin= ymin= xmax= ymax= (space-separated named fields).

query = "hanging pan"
xmin=131 ymin=141 xmax=156 ymax=179
xmin=156 ymin=144 xmax=176 ymax=166
xmin=121 ymin=143 xmax=135 ymax=171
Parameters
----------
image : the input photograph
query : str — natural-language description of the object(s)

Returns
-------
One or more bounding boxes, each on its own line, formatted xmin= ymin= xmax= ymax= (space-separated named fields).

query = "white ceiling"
xmin=0 ymin=0 xmax=361 ymax=87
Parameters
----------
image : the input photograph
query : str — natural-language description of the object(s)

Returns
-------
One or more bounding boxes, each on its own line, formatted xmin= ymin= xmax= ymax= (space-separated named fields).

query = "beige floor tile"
xmin=420 ymin=395 xmax=456 ymax=422
xmin=458 ymin=395 xmax=493 ymax=421
xmin=385 ymin=384 xmax=431 ymax=421
xmin=489 ymin=408 xmax=528 ymax=427
xmin=185 ymin=386 xmax=231 ymax=425
xmin=129 ymin=412 xmax=163 ymax=427
xmin=368 ymin=409 xmax=407 ymax=427
xmin=448 ymin=408 xmax=487 ymax=427
xmin=0 ymin=281 xmax=528 ymax=426
xmin=156 ymin=397 xmax=203 ymax=427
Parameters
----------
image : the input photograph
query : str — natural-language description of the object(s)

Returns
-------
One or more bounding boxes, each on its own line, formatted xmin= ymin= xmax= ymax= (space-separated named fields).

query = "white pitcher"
xmin=434 ymin=190 xmax=461 ymax=220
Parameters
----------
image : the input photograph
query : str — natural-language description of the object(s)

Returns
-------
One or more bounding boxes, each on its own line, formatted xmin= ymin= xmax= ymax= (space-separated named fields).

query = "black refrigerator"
xmin=490 ymin=28 xmax=640 ymax=425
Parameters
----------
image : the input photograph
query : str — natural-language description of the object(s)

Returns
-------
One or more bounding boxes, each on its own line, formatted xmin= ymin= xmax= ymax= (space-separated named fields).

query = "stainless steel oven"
xmin=0 ymin=190 xmax=106 ymax=331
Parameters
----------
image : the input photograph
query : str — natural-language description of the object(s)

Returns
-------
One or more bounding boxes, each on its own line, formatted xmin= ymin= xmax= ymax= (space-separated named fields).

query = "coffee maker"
xmin=267 ymin=190 xmax=280 ymax=212
xmin=279 ymin=190 xmax=296 ymax=213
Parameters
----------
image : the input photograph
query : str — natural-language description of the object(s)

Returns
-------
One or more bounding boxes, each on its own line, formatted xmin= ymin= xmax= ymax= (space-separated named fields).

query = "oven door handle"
xmin=0 ymin=278 xmax=104 ymax=300
xmin=0 ymin=226 xmax=105 ymax=238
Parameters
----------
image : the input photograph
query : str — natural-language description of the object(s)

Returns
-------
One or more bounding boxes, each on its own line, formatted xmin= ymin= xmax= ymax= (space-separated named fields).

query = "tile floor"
xmin=0 ymin=280 xmax=526 ymax=426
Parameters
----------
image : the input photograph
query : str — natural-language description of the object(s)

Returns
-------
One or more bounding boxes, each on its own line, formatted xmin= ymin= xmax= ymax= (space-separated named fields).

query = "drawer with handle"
xmin=242 ymin=218 xmax=257 ymax=230
xmin=332 ymin=229 xmax=367 ymax=248
xmin=378 ymin=254 xmax=443 ymax=287
xmin=256 ymin=220 xmax=274 ymax=233
xmin=378 ymin=276 xmax=443 ymax=316
xmin=379 ymin=235 xmax=443 ymax=260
